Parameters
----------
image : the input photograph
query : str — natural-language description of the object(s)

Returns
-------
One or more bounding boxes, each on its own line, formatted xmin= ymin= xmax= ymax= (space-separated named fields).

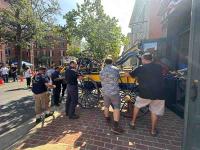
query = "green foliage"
xmin=63 ymin=0 xmax=126 ymax=60
xmin=0 ymin=0 xmax=60 ymax=67
xmin=66 ymin=37 xmax=81 ymax=57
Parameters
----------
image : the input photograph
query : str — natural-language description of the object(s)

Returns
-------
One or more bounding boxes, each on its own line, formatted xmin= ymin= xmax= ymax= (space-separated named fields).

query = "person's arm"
xmin=45 ymin=82 xmax=56 ymax=89
xmin=43 ymin=76 xmax=55 ymax=89
xmin=125 ymin=67 xmax=140 ymax=78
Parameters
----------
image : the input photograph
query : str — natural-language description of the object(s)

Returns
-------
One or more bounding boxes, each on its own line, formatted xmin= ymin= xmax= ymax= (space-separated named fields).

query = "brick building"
xmin=0 ymin=0 xmax=9 ymax=64
xmin=33 ymin=36 xmax=67 ymax=67
xmin=128 ymin=0 xmax=163 ymax=46
xmin=124 ymin=0 xmax=163 ymax=66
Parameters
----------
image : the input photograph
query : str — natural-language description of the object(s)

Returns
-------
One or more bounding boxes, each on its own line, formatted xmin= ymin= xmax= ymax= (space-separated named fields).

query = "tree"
xmin=63 ymin=0 xmax=126 ymax=60
xmin=0 ymin=0 xmax=60 ymax=71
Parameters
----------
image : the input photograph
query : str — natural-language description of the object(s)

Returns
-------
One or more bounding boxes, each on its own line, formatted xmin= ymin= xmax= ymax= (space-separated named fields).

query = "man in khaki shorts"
xmin=32 ymin=67 xmax=55 ymax=124
xmin=126 ymin=53 xmax=165 ymax=136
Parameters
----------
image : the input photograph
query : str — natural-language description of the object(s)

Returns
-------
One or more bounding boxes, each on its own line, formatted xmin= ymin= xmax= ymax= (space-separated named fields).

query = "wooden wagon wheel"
xmin=78 ymin=77 xmax=100 ymax=109
xmin=119 ymin=77 xmax=149 ymax=118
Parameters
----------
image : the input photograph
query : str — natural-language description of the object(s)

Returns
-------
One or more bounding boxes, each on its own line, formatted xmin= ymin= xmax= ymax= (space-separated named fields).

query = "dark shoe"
xmin=150 ymin=129 xmax=159 ymax=137
xmin=66 ymin=113 xmax=68 ymax=116
xmin=105 ymin=116 xmax=111 ymax=123
xmin=69 ymin=114 xmax=79 ymax=119
xmin=45 ymin=111 xmax=54 ymax=118
xmin=111 ymin=126 xmax=124 ymax=135
xmin=55 ymin=103 xmax=60 ymax=107
xmin=35 ymin=118 xmax=41 ymax=124
xmin=129 ymin=122 xmax=136 ymax=130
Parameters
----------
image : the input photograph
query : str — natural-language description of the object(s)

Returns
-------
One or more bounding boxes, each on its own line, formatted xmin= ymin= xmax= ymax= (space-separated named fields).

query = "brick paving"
xmin=15 ymin=107 xmax=184 ymax=150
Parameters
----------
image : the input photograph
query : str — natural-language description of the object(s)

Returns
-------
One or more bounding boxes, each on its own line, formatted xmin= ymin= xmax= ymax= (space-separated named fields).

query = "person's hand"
xmin=124 ymin=72 xmax=130 ymax=77
xmin=47 ymin=84 xmax=56 ymax=89
xmin=78 ymin=75 xmax=84 ymax=80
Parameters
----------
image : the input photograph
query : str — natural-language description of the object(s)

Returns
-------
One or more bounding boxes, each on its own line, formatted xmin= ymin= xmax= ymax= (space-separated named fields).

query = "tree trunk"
xmin=16 ymin=44 xmax=22 ymax=75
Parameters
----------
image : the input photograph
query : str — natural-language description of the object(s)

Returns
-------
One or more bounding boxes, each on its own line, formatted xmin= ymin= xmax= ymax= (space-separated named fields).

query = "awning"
xmin=22 ymin=61 xmax=33 ymax=66
xmin=12 ymin=61 xmax=33 ymax=66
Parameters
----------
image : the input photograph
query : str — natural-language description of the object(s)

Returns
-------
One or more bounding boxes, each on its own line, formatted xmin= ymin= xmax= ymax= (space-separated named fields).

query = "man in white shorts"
xmin=126 ymin=53 xmax=165 ymax=136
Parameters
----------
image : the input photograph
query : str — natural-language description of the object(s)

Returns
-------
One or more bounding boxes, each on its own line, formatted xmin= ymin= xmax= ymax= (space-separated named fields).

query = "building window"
xmin=5 ymin=48 xmax=11 ymax=56
xmin=27 ymin=51 xmax=29 ymax=57
xmin=0 ymin=51 xmax=2 ymax=62
xmin=43 ymin=50 xmax=46 ymax=56
xmin=50 ymin=50 xmax=54 ymax=57
xmin=47 ymin=51 xmax=50 ymax=57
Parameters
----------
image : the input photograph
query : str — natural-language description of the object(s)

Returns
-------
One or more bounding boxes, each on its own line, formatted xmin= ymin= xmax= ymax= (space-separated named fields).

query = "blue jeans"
xmin=2 ymin=74 xmax=8 ymax=83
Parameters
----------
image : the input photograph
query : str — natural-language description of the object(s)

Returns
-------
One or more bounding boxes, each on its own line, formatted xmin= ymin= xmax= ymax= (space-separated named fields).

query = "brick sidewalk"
xmin=15 ymin=108 xmax=183 ymax=150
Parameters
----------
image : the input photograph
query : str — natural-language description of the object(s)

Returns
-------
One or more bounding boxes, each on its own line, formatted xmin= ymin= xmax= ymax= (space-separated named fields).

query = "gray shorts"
xmin=103 ymin=94 xmax=121 ymax=109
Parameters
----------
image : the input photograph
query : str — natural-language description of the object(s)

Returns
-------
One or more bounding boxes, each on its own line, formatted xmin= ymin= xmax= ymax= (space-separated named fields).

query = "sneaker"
xmin=55 ymin=103 xmax=60 ymax=107
xmin=150 ymin=129 xmax=159 ymax=137
xmin=45 ymin=111 xmax=54 ymax=118
xmin=69 ymin=114 xmax=80 ymax=119
xmin=129 ymin=122 xmax=136 ymax=130
xmin=35 ymin=118 xmax=41 ymax=124
xmin=111 ymin=126 xmax=124 ymax=135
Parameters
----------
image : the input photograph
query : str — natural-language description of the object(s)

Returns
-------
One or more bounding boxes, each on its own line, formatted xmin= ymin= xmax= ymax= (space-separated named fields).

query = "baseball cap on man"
xmin=142 ymin=53 xmax=153 ymax=61
xmin=38 ymin=66 xmax=46 ymax=71
xmin=105 ymin=57 xmax=113 ymax=65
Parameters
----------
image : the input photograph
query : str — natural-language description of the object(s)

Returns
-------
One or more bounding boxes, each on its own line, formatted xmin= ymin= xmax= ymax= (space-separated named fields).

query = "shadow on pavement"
xmin=15 ymin=108 xmax=184 ymax=150
xmin=15 ymin=109 xmax=111 ymax=150
xmin=0 ymin=96 xmax=35 ymax=135
xmin=5 ymin=88 xmax=29 ymax=92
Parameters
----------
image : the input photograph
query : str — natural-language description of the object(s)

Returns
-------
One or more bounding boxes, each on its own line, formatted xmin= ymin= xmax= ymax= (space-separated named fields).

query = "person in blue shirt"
xmin=51 ymin=66 xmax=63 ymax=106
xmin=32 ymin=67 xmax=55 ymax=124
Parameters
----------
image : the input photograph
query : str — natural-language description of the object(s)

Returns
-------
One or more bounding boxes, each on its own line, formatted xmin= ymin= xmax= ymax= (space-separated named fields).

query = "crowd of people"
xmin=30 ymin=52 xmax=165 ymax=137
xmin=0 ymin=64 xmax=18 ymax=83
xmin=1 ymin=52 xmax=165 ymax=137
xmin=99 ymin=53 xmax=165 ymax=136
xmin=31 ymin=61 xmax=82 ymax=124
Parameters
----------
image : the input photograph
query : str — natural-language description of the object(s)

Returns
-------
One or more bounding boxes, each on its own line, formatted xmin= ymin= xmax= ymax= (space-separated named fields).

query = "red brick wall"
xmin=33 ymin=40 xmax=67 ymax=67
xmin=0 ymin=0 xmax=9 ymax=9
xmin=149 ymin=0 xmax=163 ymax=39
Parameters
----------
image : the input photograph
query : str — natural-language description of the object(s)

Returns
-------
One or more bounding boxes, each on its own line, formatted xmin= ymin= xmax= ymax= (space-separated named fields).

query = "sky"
xmin=57 ymin=0 xmax=135 ymax=35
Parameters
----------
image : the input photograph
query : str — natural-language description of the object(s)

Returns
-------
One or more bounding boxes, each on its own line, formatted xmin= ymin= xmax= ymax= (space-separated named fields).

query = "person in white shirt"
xmin=0 ymin=65 xmax=9 ymax=83
xmin=24 ymin=67 xmax=32 ymax=88
xmin=46 ymin=65 xmax=55 ymax=81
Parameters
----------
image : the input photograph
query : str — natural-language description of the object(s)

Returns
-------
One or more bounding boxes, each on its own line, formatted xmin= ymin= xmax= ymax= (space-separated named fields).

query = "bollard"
xmin=19 ymin=76 xmax=24 ymax=82
xmin=0 ymin=79 xmax=4 ymax=85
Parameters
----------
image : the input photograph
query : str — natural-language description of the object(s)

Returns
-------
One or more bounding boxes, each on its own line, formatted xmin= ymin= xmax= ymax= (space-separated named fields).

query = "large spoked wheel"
xmin=78 ymin=78 xmax=100 ymax=109
xmin=120 ymin=90 xmax=149 ymax=118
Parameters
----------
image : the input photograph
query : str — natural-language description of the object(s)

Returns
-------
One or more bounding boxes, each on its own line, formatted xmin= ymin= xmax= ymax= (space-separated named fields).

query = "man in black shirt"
xmin=11 ymin=64 xmax=17 ymax=82
xmin=51 ymin=66 xmax=63 ymax=106
xmin=65 ymin=61 xmax=82 ymax=119
xmin=126 ymin=53 xmax=165 ymax=136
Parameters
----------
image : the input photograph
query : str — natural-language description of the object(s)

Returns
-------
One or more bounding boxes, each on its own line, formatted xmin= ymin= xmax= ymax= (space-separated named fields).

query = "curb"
xmin=0 ymin=118 xmax=35 ymax=150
